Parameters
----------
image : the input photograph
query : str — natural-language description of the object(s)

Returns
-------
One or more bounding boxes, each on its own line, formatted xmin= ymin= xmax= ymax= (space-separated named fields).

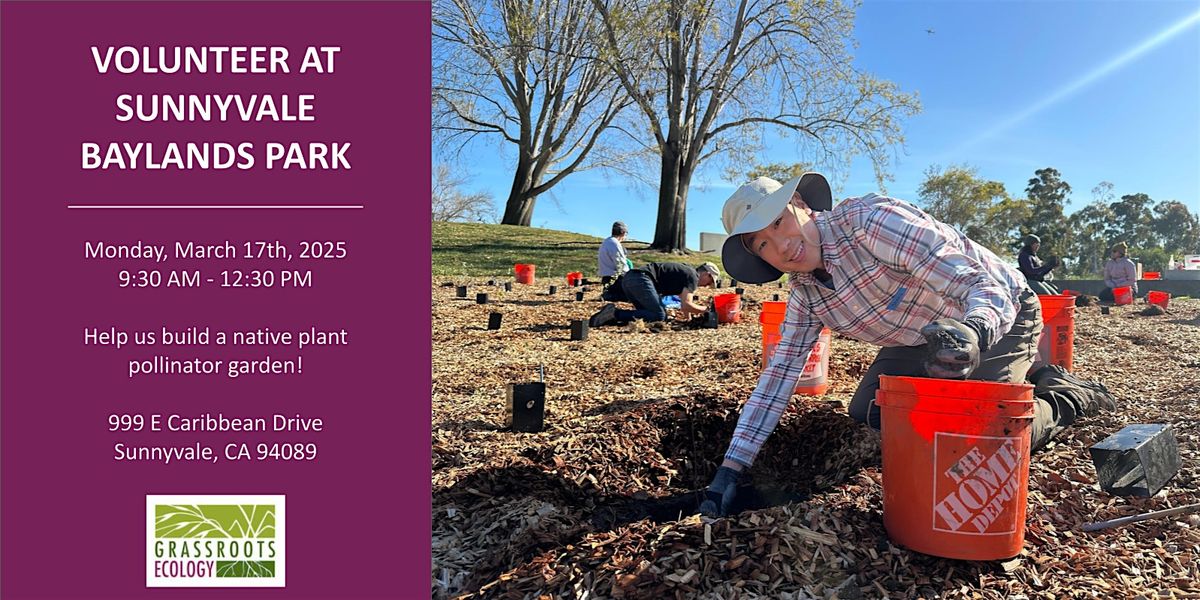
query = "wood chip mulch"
xmin=432 ymin=280 xmax=1200 ymax=599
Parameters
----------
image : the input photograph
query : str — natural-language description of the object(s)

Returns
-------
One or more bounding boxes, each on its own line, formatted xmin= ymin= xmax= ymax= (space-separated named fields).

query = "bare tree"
xmin=432 ymin=164 xmax=496 ymax=223
xmin=591 ymin=0 xmax=920 ymax=251
xmin=433 ymin=0 xmax=633 ymax=226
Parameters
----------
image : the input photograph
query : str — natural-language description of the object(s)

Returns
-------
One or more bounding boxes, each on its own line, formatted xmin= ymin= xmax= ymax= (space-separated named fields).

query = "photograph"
xmin=431 ymin=1 xmax=1200 ymax=598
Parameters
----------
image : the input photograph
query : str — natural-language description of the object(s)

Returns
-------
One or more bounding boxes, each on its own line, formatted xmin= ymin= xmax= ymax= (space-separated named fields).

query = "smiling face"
xmin=739 ymin=192 xmax=824 ymax=274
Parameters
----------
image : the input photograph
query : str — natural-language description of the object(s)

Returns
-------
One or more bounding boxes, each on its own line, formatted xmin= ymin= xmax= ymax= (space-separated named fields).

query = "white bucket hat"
xmin=696 ymin=261 xmax=720 ymax=286
xmin=720 ymin=173 xmax=832 ymax=283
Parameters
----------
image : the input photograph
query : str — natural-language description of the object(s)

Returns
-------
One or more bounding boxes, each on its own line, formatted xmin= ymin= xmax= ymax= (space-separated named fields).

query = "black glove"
xmin=698 ymin=466 xmax=741 ymax=518
xmin=919 ymin=318 xmax=988 ymax=379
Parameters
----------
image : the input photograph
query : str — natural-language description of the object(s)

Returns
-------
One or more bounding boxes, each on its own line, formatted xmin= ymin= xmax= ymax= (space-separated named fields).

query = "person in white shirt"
xmin=598 ymin=221 xmax=630 ymax=286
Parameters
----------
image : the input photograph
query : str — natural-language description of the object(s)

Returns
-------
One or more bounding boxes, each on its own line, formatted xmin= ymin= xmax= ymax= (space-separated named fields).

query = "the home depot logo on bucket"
xmin=763 ymin=335 xmax=824 ymax=369
xmin=932 ymin=434 xmax=1024 ymax=535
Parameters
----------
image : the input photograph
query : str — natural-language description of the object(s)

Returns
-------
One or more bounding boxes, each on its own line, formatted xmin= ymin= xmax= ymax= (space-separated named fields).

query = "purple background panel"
xmin=1 ymin=2 xmax=431 ymax=598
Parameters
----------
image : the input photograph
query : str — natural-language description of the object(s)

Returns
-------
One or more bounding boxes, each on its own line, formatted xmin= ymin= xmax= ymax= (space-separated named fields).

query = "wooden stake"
xmin=1081 ymin=502 xmax=1200 ymax=532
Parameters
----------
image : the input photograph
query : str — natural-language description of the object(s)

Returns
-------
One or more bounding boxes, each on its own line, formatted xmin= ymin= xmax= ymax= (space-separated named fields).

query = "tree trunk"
xmin=651 ymin=143 xmax=690 ymax=252
xmin=501 ymin=154 xmax=537 ymax=226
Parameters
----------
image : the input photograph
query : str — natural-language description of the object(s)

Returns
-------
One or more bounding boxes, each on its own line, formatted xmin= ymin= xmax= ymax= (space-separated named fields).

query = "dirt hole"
xmin=584 ymin=400 xmax=881 ymax=529
xmin=651 ymin=404 xmax=738 ymax=489
xmin=635 ymin=360 xmax=662 ymax=378
xmin=648 ymin=400 xmax=881 ymax=493
xmin=1127 ymin=334 xmax=1160 ymax=346
xmin=433 ymin=397 xmax=881 ymax=599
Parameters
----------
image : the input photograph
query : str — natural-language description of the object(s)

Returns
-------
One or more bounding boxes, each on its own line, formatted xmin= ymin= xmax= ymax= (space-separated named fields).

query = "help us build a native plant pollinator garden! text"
xmin=83 ymin=45 xmax=350 ymax=171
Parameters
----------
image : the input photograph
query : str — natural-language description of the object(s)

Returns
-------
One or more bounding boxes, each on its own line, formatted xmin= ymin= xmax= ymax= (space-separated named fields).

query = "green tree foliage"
xmin=1152 ymin=200 xmax=1200 ymax=254
xmin=984 ymin=198 xmax=1033 ymax=256
xmin=911 ymin=165 xmax=1196 ymax=278
xmin=1091 ymin=181 xmax=1116 ymax=206
xmin=745 ymin=163 xmax=811 ymax=184
xmin=916 ymin=165 xmax=1023 ymax=254
xmin=591 ymin=0 xmax=920 ymax=251
xmin=433 ymin=0 xmax=632 ymax=226
xmin=1125 ymin=199 xmax=1199 ymax=272
xmin=1106 ymin=192 xmax=1155 ymax=246
xmin=1020 ymin=168 xmax=1073 ymax=263
xmin=1134 ymin=246 xmax=1172 ymax=272
xmin=1062 ymin=183 xmax=1198 ymax=276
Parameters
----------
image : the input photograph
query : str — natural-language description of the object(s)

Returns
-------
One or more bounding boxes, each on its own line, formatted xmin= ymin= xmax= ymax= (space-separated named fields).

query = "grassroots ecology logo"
xmin=146 ymin=495 xmax=285 ymax=588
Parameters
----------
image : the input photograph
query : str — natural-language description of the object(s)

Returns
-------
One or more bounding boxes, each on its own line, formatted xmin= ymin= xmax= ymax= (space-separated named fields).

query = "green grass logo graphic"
xmin=146 ymin=494 xmax=285 ymax=587
xmin=155 ymin=504 xmax=276 ymax=578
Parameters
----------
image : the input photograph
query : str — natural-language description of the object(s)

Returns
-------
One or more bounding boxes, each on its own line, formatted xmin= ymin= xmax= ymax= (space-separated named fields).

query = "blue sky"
xmin=439 ymin=0 xmax=1200 ymax=249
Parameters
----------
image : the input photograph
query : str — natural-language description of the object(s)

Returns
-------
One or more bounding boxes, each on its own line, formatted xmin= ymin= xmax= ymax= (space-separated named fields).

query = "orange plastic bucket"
xmin=1113 ymin=286 xmax=1133 ymax=305
xmin=876 ymin=375 xmax=1035 ymax=560
xmin=879 ymin=375 xmax=1033 ymax=400
xmin=759 ymin=301 xmax=788 ymax=370
xmin=759 ymin=301 xmax=830 ymax=395
xmin=796 ymin=328 xmax=830 ymax=395
xmin=1147 ymin=290 xmax=1170 ymax=309
xmin=514 ymin=263 xmax=536 ymax=285
xmin=759 ymin=300 xmax=787 ymax=327
xmin=760 ymin=330 xmax=831 ymax=395
xmin=1036 ymin=294 xmax=1075 ymax=370
xmin=565 ymin=272 xmax=583 ymax=286
xmin=762 ymin=331 xmax=781 ymax=368
xmin=713 ymin=293 xmax=741 ymax=323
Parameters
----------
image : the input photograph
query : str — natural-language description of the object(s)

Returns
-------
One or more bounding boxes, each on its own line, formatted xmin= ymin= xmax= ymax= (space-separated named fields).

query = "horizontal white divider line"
xmin=68 ymin=205 xmax=365 ymax=209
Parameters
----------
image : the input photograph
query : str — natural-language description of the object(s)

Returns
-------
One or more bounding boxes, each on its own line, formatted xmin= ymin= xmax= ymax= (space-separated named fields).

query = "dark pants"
xmin=615 ymin=271 xmax=666 ymax=322
xmin=847 ymin=289 xmax=1065 ymax=450
xmin=1025 ymin=279 xmax=1059 ymax=295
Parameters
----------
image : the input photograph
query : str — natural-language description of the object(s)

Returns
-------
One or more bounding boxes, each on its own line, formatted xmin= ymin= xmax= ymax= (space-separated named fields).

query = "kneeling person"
xmin=589 ymin=261 xmax=719 ymax=326
xmin=700 ymin=173 xmax=1106 ymax=518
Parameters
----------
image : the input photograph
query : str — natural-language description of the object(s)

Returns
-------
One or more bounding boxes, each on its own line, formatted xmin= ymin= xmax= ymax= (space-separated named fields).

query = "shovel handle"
xmin=1081 ymin=502 xmax=1200 ymax=532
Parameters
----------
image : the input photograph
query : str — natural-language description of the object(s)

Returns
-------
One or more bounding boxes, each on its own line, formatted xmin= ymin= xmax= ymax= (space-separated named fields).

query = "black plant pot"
xmin=506 ymin=383 xmax=545 ymax=432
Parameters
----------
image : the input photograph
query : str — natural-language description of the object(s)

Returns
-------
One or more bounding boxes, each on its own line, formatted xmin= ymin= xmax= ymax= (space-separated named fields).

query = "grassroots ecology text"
xmin=84 ymin=46 xmax=351 ymax=171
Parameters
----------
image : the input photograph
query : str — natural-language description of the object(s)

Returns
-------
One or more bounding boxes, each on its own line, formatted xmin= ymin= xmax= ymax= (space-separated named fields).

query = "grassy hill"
xmin=432 ymin=221 xmax=723 ymax=278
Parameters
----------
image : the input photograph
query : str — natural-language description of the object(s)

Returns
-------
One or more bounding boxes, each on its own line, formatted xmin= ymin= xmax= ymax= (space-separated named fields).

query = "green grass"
xmin=432 ymin=221 xmax=723 ymax=278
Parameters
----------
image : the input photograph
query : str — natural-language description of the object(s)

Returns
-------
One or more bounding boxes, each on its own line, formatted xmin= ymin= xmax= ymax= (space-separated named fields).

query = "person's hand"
xmin=919 ymin=318 xmax=983 ymax=379
xmin=698 ymin=466 xmax=741 ymax=518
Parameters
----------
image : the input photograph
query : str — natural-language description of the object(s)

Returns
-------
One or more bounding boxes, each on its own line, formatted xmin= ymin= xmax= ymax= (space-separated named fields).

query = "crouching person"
xmin=699 ymin=173 xmax=1111 ymax=518
xmin=589 ymin=261 xmax=719 ymax=327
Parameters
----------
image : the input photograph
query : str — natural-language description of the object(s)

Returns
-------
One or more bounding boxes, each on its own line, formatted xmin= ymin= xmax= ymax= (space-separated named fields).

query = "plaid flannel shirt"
xmin=724 ymin=194 xmax=1029 ymax=467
